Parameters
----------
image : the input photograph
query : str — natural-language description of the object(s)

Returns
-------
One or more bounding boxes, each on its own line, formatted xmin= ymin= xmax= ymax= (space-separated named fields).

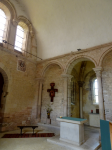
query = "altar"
xmin=56 ymin=117 xmax=87 ymax=146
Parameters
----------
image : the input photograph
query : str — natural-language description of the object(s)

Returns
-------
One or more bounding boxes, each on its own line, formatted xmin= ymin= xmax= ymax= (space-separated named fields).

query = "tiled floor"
xmin=0 ymin=126 xmax=101 ymax=150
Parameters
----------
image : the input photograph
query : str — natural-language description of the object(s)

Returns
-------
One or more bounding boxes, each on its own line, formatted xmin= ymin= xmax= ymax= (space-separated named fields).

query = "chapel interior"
xmin=0 ymin=0 xmax=112 ymax=150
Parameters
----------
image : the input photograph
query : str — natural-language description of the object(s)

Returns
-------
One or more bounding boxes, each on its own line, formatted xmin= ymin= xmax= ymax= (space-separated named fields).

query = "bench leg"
xmin=32 ymin=127 xmax=36 ymax=134
xmin=20 ymin=128 xmax=23 ymax=135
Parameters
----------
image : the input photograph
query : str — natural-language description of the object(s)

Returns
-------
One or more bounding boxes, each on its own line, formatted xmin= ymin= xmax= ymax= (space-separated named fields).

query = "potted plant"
xmin=45 ymin=104 xmax=53 ymax=119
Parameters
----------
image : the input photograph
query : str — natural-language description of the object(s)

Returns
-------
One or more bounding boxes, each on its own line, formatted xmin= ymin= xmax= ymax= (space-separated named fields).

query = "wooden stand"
xmin=46 ymin=119 xmax=51 ymax=124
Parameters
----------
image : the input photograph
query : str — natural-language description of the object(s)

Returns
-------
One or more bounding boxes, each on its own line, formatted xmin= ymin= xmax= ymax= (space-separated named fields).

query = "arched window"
xmin=94 ymin=79 xmax=98 ymax=103
xmin=92 ymin=78 xmax=99 ymax=104
xmin=14 ymin=25 xmax=24 ymax=52
xmin=0 ymin=9 xmax=6 ymax=43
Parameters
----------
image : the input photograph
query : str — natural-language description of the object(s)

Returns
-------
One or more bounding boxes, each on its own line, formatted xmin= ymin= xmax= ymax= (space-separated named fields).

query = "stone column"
xmin=93 ymin=67 xmax=104 ymax=120
xmin=61 ymin=74 xmax=73 ymax=117
xmin=3 ymin=19 xmax=11 ymax=49
xmin=35 ymin=80 xmax=39 ymax=119
xmin=78 ymin=81 xmax=84 ymax=118
xmin=7 ymin=19 xmax=18 ymax=50
xmin=36 ymin=78 xmax=44 ymax=121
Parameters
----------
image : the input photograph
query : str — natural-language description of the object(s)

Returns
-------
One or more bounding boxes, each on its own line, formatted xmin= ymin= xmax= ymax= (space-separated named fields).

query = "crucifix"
xmin=47 ymin=83 xmax=58 ymax=102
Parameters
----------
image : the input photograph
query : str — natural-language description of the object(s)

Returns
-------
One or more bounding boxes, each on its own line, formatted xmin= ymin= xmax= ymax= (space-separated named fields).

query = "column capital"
xmin=12 ymin=19 xmax=18 ymax=26
xmin=36 ymin=77 xmax=44 ymax=83
xmin=61 ymin=74 xmax=73 ymax=79
xmin=93 ymin=67 xmax=103 ymax=77
xmin=78 ymin=81 xmax=84 ymax=87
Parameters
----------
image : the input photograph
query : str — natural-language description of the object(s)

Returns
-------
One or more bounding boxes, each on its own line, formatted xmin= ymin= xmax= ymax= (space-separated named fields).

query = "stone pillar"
xmin=36 ymin=78 xmax=44 ymax=121
xmin=35 ymin=80 xmax=39 ymax=119
xmin=93 ymin=67 xmax=104 ymax=120
xmin=78 ymin=81 xmax=84 ymax=118
xmin=3 ymin=19 xmax=11 ymax=49
xmin=61 ymin=74 xmax=73 ymax=117
xmin=8 ymin=19 xmax=18 ymax=50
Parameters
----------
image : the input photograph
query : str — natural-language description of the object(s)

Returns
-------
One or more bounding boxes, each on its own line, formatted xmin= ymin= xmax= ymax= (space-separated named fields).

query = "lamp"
xmin=77 ymin=49 xmax=81 ymax=51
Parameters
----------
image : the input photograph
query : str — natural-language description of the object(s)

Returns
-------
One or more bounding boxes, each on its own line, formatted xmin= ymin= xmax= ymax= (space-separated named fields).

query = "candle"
xmin=91 ymin=110 xmax=93 ymax=113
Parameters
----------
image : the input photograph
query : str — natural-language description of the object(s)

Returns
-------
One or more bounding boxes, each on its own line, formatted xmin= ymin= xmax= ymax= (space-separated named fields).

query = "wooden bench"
xmin=17 ymin=126 xmax=38 ymax=134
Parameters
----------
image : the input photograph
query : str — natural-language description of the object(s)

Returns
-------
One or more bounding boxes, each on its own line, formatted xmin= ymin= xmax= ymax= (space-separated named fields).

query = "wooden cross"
xmin=47 ymin=83 xmax=58 ymax=102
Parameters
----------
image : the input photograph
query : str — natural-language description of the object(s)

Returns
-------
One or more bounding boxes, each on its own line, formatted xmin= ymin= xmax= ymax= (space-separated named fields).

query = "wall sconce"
xmin=77 ymin=49 xmax=81 ymax=51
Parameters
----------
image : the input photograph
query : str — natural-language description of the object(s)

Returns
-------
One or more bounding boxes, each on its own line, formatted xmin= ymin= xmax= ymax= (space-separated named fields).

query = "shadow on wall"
xmin=0 ymin=68 xmax=8 ymax=132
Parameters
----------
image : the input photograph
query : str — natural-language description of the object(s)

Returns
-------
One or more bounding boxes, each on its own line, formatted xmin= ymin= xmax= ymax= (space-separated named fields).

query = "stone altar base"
xmin=47 ymin=127 xmax=101 ymax=150
xmin=57 ymin=117 xmax=87 ymax=146
xmin=60 ymin=122 xmax=84 ymax=146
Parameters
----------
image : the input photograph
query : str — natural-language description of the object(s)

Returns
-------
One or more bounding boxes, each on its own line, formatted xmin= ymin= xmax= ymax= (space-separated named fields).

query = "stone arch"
xmin=17 ymin=16 xmax=34 ymax=36
xmin=15 ymin=16 xmax=35 ymax=55
xmin=0 ymin=67 xmax=8 ymax=94
xmin=65 ymin=55 xmax=97 ymax=75
xmin=98 ymin=47 xmax=112 ymax=66
xmin=0 ymin=67 xmax=8 ymax=132
xmin=0 ymin=0 xmax=17 ymax=20
xmin=0 ymin=0 xmax=17 ymax=48
xmin=41 ymin=61 xmax=64 ymax=77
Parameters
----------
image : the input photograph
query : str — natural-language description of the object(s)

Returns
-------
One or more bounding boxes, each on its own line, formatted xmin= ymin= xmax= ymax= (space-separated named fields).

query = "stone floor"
xmin=0 ymin=125 xmax=101 ymax=150
xmin=48 ymin=126 xmax=101 ymax=150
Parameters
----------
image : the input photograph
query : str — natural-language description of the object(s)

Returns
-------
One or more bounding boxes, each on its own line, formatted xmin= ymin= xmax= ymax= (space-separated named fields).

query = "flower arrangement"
xmin=45 ymin=104 xmax=53 ymax=119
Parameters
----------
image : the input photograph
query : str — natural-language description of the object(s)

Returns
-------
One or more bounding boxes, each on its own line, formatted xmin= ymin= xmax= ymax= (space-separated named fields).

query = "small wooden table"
xmin=17 ymin=126 xmax=38 ymax=134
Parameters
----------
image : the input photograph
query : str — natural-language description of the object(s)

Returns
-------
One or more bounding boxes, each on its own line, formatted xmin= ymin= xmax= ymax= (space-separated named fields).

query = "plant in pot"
xmin=45 ymin=104 xmax=53 ymax=119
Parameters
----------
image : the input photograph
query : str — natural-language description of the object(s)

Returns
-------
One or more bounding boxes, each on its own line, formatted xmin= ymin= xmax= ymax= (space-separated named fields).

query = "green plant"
xmin=45 ymin=104 xmax=53 ymax=113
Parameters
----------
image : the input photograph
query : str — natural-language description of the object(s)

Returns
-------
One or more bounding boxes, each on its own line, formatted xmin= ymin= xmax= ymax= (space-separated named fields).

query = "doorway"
xmin=0 ymin=73 xmax=4 ymax=107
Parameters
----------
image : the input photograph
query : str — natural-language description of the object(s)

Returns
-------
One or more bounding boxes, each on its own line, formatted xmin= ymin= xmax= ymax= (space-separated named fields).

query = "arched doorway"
xmin=0 ymin=68 xmax=8 ymax=132
xmin=0 ymin=73 xmax=4 ymax=108
xmin=65 ymin=57 xmax=99 ymax=125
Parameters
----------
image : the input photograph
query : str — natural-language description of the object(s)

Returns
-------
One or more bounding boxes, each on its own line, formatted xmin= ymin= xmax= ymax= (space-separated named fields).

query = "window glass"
xmin=0 ymin=9 xmax=6 ymax=43
xmin=15 ymin=25 xmax=24 ymax=51
xmin=94 ymin=79 xmax=98 ymax=103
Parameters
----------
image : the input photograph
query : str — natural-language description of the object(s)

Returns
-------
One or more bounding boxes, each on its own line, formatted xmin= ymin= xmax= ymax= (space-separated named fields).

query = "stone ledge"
xmin=38 ymin=123 xmax=60 ymax=135
xmin=47 ymin=135 xmax=101 ymax=150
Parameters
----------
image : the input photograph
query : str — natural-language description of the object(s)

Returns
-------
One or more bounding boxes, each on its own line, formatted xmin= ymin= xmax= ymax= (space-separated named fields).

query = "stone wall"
xmin=2 ymin=0 xmax=112 ymax=130
xmin=0 ymin=0 xmax=38 ymax=131
xmin=0 ymin=47 xmax=37 ymax=131
xmin=36 ymin=44 xmax=112 ymax=126
xmin=102 ymin=51 xmax=112 ymax=121
xmin=41 ymin=65 xmax=63 ymax=126
xmin=83 ymin=70 xmax=99 ymax=125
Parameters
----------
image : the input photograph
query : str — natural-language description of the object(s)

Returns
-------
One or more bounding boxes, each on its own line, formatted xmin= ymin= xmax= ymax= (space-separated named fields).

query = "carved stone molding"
xmin=18 ymin=16 xmax=34 ymax=35
xmin=41 ymin=61 xmax=64 ymax=77
xmin=61 ymin=74 xmax=73 ymax=83
xmin=0 ymin=0 xmax=17 ymax=20
xmin=12 ymin=19 xmax=18 ymax=26
xmin=29 ymin=24 xmax=34 ymax=37
xmin=93 ymin=67 xmax=103 ymax=77
xmin=61 ymin=74 xmax=72 ymax=78
xmin=36 ymin=78 xmax=44 ymax=84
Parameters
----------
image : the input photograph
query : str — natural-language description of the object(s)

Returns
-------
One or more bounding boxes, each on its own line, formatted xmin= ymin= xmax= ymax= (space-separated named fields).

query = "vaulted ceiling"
xmin=12 ymin=0 xmax=112 ymax=59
